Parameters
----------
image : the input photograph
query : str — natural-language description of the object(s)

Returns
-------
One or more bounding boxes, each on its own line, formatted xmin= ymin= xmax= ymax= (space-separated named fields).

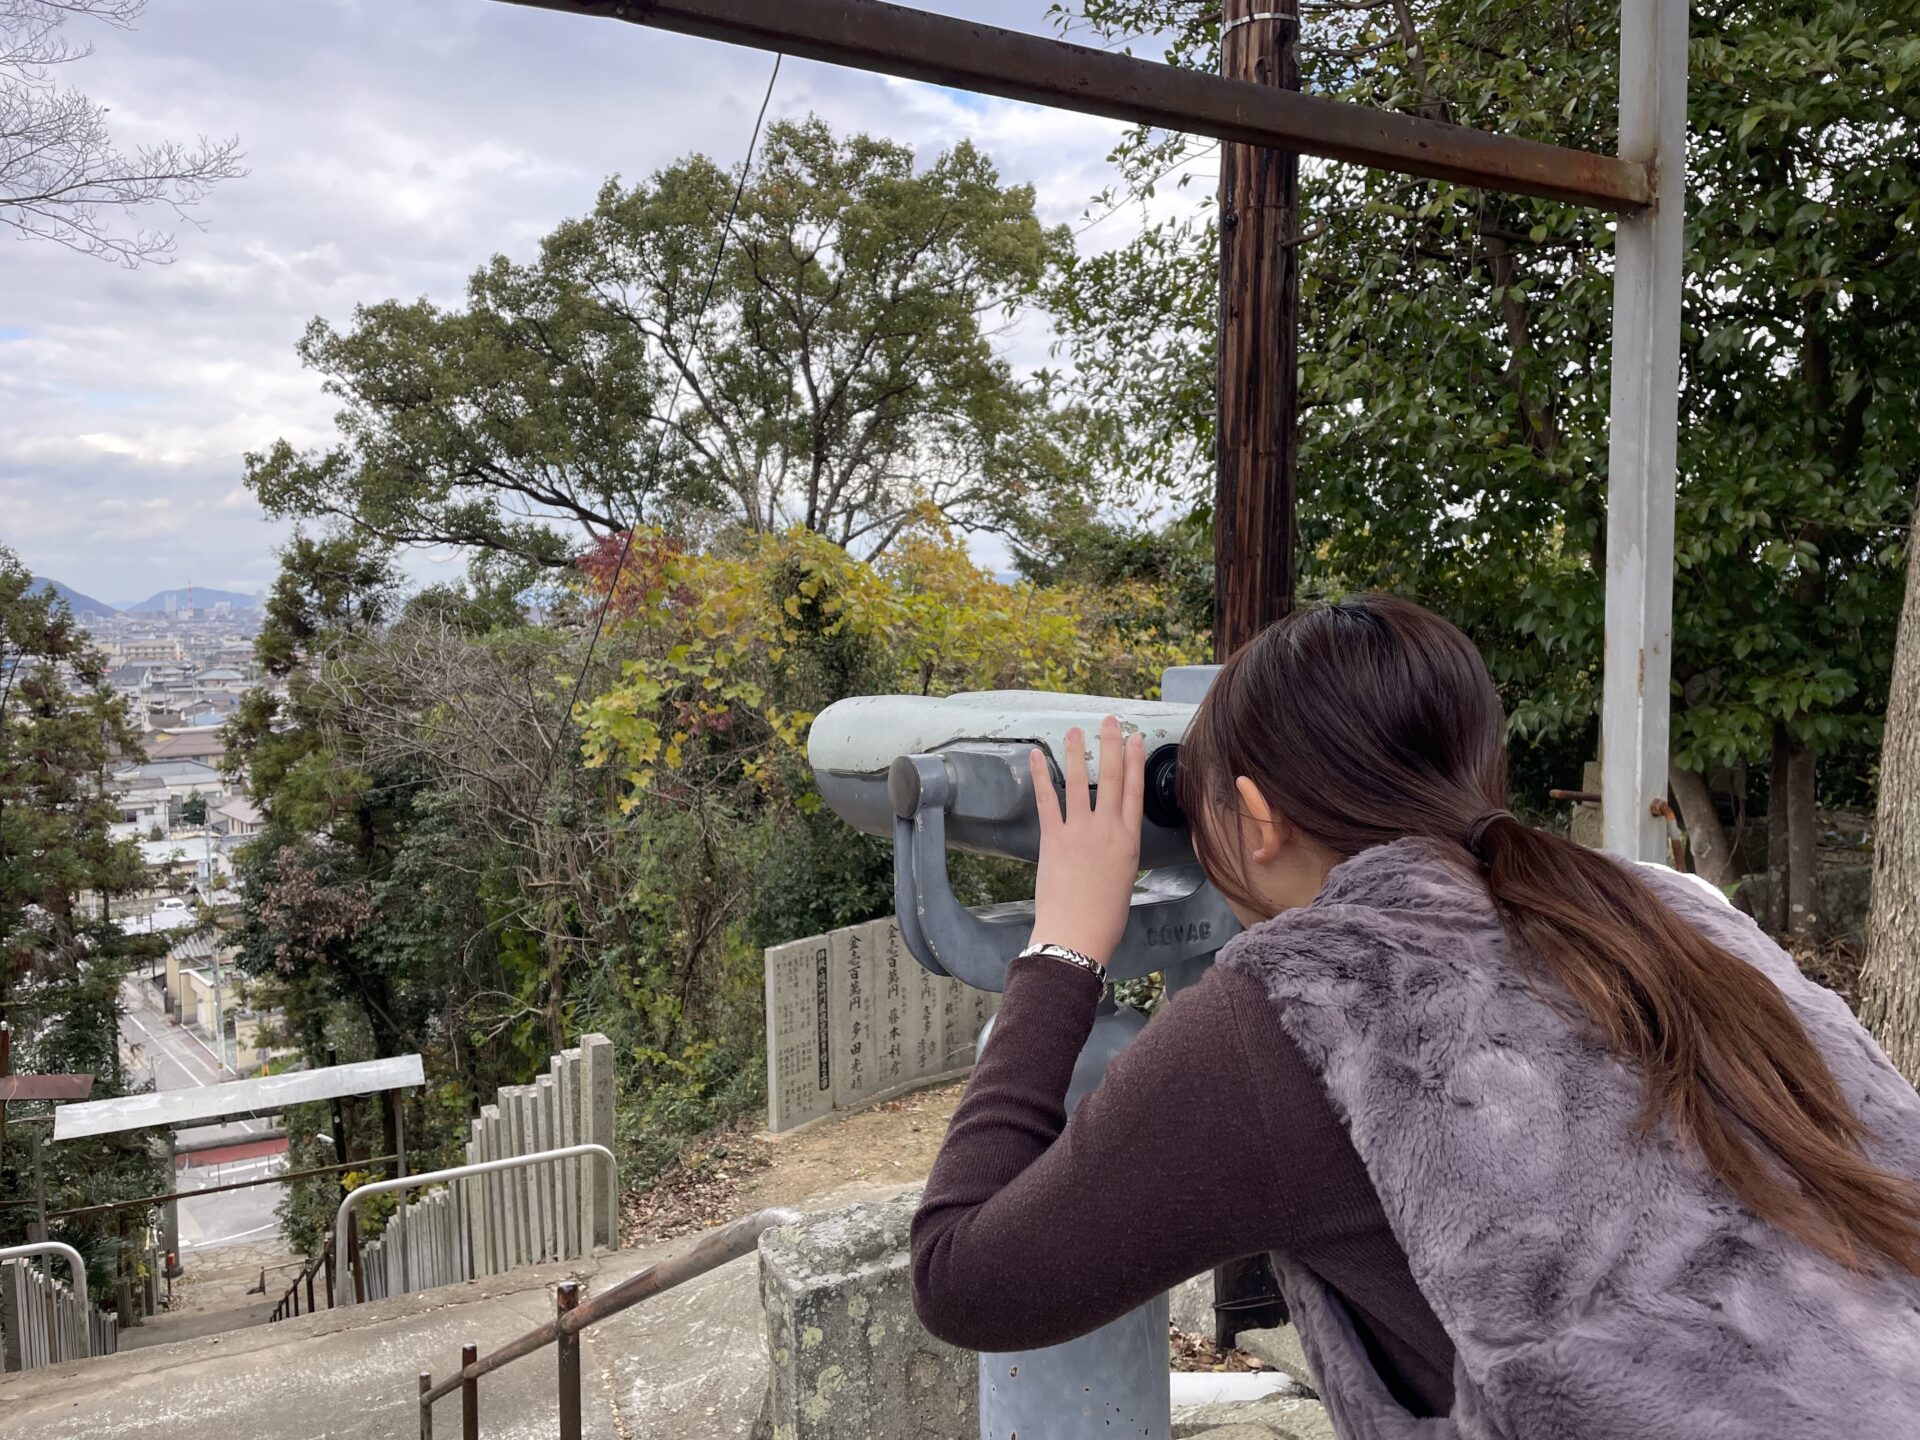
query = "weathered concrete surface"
xmin=0 ymin=1231 xmax=771 ymax=1440
xmin=1234 ymin=1326 xmax=1317 ymax=1395
xmin=760 ymin=1187 xmax=974 ymax=1440
xmin=1170 ymin=1270 xmax=1214 ymax=1334
xmin=1171 ymin=1396 xmax=1337 ymax=1440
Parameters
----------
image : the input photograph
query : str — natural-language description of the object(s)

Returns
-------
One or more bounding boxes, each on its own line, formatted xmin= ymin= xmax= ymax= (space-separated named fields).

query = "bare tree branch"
xmin=1 ymin=0 xmax=243 ymax=265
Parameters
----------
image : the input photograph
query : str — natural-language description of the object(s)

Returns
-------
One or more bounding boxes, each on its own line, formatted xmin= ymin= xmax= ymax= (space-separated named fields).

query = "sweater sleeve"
xmin=910 ymin=955 xmax=1300 ymax=1352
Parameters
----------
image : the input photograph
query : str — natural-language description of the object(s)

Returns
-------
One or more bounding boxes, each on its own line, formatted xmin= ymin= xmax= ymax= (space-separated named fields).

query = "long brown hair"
xmin=1180 ymin=593 xmax=1920 ymax=1276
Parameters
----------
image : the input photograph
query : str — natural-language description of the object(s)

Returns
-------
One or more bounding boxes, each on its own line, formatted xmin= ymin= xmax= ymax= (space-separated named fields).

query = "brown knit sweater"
xmin=910 ymin=953 xmax=1456 ymax=1417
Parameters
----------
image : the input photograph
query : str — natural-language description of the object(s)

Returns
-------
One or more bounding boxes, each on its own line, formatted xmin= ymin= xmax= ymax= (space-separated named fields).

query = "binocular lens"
xmin=1143 ymin=745 xmax=1184 ymax=829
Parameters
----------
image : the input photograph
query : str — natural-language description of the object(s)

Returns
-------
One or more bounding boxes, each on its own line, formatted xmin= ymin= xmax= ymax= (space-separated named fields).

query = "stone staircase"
xmin=0 ymin=1186 xmax=1340 ymax=1440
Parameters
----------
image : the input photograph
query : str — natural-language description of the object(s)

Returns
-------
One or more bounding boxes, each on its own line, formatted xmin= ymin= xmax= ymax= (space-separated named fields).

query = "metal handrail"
xmin=334 ymin=1144 xmax=616 ymax=1309
xmin=417 ymin=1206 xmax=800 ymax=1438
xmin=0 ymin=1241 xmax=91 ymax=1320
xmin=271 ymin=1234 xmax=336 ymax=1322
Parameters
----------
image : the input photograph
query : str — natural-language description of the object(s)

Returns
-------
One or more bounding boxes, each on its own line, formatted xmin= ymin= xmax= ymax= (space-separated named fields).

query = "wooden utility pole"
xmin=1214 ymin=0 xmax=1301 ymax=662
xmin=1211 ymin=0 xmax=1300 ymax=1342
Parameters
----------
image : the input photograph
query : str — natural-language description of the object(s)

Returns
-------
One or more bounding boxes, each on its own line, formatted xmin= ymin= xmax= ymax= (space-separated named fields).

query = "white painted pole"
xmin=1602 ymin=0 xmax=1689 ymax=861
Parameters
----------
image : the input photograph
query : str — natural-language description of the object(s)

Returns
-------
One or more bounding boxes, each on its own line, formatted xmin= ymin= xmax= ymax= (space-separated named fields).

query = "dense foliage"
xmin=234 ymin=518 xmax=1198 ymax=1247
xmin=1051 ymin=0 xmax=1920 ymax=829
xmin=0 ymin=546 xmax=165 ymax=1283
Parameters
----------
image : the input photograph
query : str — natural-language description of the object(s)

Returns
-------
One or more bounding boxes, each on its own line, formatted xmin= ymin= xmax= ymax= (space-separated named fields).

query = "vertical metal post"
xmin=979 ymin=1001 xmax=1172 ymax=1439
xmin=556 ymin=1280 xmax=584 ymax=1440
xmin=1601 ymin=0 xmax=1689 ymax=861
xmin=0 ymin=1022 xmax=11 ymax=1177
xmin=460 ymin=1341 xmax=480 ymax=1440
xmin=1214 ymin=0 xmax=1301 ymax=660
xmin=29 ymin=1130 xmax=47 ymax=1242
xmin=162 ymin=1133 xmax=180 ymax=1279
xmin=418 ymin=1371 xmax=434 ymax=1440
xmin=349 ymin=1211 xmax=366 ymax=1304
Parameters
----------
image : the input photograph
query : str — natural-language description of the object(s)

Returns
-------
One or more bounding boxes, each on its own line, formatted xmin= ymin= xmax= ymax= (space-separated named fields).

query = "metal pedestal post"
xmin=977 ymin=995 xmax=1173 ymax=1440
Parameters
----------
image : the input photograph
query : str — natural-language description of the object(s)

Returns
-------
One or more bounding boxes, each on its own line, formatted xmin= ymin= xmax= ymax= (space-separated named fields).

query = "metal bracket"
xmin=1221 ymin=11 xmax=1298 ymax=39
xmin=891 ymin=753 xmax=1239 ymax=991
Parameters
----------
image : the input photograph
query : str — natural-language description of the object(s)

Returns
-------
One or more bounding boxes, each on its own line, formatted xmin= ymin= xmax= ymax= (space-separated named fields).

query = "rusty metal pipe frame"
xmin=47 ymin=1154 xmax=399 ymax=1222
xmin=489 ymin=0 xmax=1651 ymax=211
xmin=419 ymin=1206 xmax=801 ymax=1412
xmin=335 ymin=1143 xmax=616 ymax=1309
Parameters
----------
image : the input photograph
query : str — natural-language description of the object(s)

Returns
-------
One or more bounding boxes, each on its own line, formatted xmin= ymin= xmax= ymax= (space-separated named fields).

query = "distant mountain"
xmin=27 ymin=577 xmax=119 ymax=616
xmin=124 ymin=587 xmax=261 ymax=613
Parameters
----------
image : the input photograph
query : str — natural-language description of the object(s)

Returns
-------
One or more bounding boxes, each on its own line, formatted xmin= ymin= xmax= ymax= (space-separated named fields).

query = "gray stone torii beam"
xmin=491 ymin=0 xmax=1688 ymax=864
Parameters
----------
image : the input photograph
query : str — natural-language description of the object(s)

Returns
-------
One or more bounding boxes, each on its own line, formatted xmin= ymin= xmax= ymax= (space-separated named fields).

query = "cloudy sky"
xmin=0 ymin=0 xmax=1191 ymax=607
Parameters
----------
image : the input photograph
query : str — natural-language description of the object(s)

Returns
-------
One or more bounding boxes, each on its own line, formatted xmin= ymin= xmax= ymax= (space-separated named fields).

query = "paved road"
xmin=117 ymin=976 xmax=288 ymax=1256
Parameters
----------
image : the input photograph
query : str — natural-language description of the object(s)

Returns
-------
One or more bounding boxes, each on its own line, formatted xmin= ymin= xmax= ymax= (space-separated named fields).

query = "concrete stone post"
xmin=760 ymin=1189 xmax=975 ymax=1440
xmin=556 ymin=1047 xmax=584 ymax=1259
xmin=580 ymin=1034 xmax=618 ymax=1249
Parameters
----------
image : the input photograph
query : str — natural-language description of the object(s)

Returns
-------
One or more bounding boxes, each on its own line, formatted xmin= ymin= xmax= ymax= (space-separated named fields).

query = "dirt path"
xmin=740 ymin=1082 xmax=965 ymax=1210
xmin=620 ymin=1081 xmax=965 ymax=1244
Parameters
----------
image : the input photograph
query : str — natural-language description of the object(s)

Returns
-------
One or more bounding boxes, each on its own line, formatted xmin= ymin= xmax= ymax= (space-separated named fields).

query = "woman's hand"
xmin=1027 ymin=715 xmax=1146 ymax=968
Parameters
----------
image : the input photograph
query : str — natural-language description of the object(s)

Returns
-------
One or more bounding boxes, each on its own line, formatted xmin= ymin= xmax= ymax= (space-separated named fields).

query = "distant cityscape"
xmin=22 ymin=570 xmax=285 ymax=1072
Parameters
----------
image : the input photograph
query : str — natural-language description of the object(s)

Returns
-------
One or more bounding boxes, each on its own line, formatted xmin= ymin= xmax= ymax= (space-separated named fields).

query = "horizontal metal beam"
xmin=493 ymin=0 xmax=1651 ymax=211
xmin=45 ymin=1154 xmax=398 ymax=1221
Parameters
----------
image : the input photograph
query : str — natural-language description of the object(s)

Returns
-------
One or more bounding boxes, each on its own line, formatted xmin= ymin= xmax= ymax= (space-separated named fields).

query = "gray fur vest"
xmin=1220 ymin=840 xmax=1920 ymax=1440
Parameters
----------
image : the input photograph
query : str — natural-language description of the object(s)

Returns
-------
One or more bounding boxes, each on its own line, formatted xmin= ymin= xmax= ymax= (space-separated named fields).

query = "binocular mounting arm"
xmin=889 ymin=751 xmax=1237 ymax=992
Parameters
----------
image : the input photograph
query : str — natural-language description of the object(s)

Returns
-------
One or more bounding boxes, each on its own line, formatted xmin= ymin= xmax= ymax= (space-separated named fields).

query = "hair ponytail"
xmin=1183 ymin=594 xmax=1920 ymax=1277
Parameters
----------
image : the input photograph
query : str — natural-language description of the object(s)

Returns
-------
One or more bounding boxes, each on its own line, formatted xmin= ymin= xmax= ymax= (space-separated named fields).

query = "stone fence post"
xmin=759 ymin=1189 xmax=975 ymax=1440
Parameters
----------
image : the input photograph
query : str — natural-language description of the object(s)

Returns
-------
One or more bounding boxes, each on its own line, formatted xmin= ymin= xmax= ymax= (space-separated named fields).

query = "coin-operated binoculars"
xmin=807 ymin=671 xmax=1239 ymax=991
xmin=808 ymin=668 xmax=1233 ymax=1440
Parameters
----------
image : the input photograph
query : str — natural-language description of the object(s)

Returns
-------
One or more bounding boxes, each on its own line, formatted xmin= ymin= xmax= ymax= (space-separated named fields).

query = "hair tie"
xmin=1463 ymin=810 xmax=1512 ymax=858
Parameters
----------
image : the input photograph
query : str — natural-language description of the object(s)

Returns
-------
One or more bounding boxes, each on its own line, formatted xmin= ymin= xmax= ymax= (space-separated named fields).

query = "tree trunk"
xmin=1766 ymin=726 xmax=1791 ymax=932
xmin=1785 ymin=737 xmax=1820 ymax=941
xmin=1860 ymin=491 xmax=1920 ymax=1084
xmin=1669 ymin=762 xmax=1735 ymax=887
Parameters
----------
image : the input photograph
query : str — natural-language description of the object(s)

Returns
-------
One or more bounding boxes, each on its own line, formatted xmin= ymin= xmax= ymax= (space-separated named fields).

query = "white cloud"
xmin=1 ymin=0 xmax=1174 ymax=598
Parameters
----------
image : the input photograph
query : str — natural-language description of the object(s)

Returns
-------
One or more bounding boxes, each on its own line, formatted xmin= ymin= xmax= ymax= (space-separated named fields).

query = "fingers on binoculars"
xmin=1030 ymin=745 xmax=1063 ymax=832
xmin=1065 ymin=725 xmax=1092 ymax=817
xmin=1033 ymin=720 xmax=1141 ymax=829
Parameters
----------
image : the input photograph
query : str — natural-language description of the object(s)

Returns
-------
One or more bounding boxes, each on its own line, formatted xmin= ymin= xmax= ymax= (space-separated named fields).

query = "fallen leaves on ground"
xmin=619 ymin=1123 xmax=774 ymax=1244
xmin=1170 ymin=1326 xmax=1274 ymax=1373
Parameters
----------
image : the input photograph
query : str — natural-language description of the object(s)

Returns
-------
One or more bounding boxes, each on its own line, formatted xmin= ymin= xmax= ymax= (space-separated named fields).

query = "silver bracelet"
xmin=1018 ymin=942 xmax=1106 ymax=981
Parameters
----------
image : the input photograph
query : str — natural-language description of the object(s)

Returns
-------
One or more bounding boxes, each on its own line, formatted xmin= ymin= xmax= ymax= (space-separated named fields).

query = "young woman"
xmin=911 ymin=595 xmax=1920 ymax=1438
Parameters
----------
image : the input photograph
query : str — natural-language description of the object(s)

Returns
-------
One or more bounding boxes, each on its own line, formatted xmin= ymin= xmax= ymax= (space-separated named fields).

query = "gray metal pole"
xmin=978 ymin=997 xmax=1172 ymax=1440
xmin=1600 ymin=0 xmax=1689 ymax=861
xmin=162 ymin=1133 xmax=181 ymax=1276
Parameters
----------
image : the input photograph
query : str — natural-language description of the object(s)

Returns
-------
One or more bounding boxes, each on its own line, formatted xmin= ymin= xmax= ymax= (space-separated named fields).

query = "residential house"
xmin=212 ymin=797 xmax=263 ymax=839
xmin=112 ymin=758 xmax=227 ymax=817
xmin=146 ymin=728 xmax=228 ymax=765
xmin=111 ymin=775 xmax=170 ymax=840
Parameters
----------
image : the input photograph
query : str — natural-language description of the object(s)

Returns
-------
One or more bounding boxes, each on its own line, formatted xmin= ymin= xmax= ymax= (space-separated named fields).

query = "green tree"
xmin=179 ymin=789 xmax=207 ymax=827
xmin=245 ymin=117 xmax=1080 ymax=577
xmin=0 ymin=546 xmax=164 ymax=1271
xmin=1051 ymin=0 xmax=1920 ymax=898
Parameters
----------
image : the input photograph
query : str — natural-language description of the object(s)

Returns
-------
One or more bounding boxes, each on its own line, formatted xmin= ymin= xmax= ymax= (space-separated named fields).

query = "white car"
xmin=156 ymin=897 xmax=190 ymax=913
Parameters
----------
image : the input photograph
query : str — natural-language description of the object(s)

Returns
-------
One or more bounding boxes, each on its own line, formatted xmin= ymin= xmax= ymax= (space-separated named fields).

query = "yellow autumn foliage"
xmin=576 ymin=522 xmax=1199 ymax=804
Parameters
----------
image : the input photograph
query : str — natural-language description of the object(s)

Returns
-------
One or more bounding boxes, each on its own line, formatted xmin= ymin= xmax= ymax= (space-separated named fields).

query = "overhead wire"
xmin=537 ymin=51 xmax=786 ymax=804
